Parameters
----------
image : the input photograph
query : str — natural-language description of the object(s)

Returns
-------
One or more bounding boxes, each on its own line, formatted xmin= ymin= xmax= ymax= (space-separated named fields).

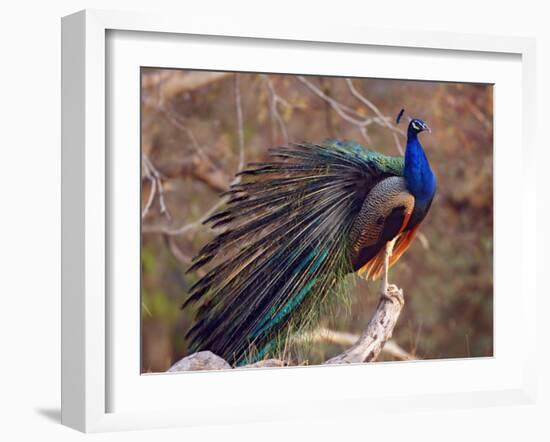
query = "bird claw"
xmin=380 ymin=284 xmax=404 ymax=306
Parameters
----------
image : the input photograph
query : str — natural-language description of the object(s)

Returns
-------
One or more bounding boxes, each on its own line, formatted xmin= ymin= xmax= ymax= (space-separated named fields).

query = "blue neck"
xmin=403 ymin=129 xmax=436 ymax=203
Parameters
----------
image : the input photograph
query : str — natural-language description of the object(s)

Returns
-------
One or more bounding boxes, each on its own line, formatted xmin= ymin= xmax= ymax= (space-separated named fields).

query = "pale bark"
xmin=167 ymin=284 xmax=406 ymax=372
xmin=167 ymin=350 xmax=231 ymax=372
xmin=324 ymin=284 xmax=404 ymax=364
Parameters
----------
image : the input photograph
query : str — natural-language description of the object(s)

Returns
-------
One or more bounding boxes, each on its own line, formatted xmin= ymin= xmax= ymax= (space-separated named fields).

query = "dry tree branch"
xmin=297 ymin=76 xmax=405 ymax=149
xmin=378 ymin=338 xmax=415 ymax=361
xmin=154 ymin=156 xmax=229 ymax=193
xmin=345 ymin=78 xmax=406 ymax=155
xmin=142 ymin=154 xmax=171 ymax=220
xmin=296 ymin=326 xmax=415 ymax=361
xmin=324 ymin=285 xmax=405 ymax=364
xmin=143 ymin=73 xmax=249 ymax=237
xmin=297 ymin=75 xmax=375 ymax=127
xmin=158 ymin=102 xmax=228 ymax=180
xmin=142 ymin=70 xmax=232 ymax=109
xmin=167 ymin=284 xmax=407 ymax=371
xmin=262 ymin=75 xmax=290 ymax=144
xmin=141 ymin=162 xmax=157 ymax=219
xmin=235 ymin=75 xmax=246 ymax=172
xmin=164 ymin=234 xmax=192 ymax=265
xmin=345 ymin=78 xmax=405 ymax=137
xmin=416 ymin=232 xmax=430 ymax=250
xmin=143 ymin=197 xmax=228 ymax=236
xmin=163 ymin=234 xmax=207 ymax=278
xmin=152 ymin=69 xmax=231 ymax=183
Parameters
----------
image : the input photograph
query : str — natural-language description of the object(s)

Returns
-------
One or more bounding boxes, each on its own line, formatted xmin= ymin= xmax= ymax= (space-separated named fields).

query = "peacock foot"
xmin=380 ymin=284 xmax=404 ymax=306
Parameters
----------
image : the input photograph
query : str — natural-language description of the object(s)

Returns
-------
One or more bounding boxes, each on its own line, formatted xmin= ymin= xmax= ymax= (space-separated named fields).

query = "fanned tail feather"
xmin=183 ymin=142 xmax=377 ymax=365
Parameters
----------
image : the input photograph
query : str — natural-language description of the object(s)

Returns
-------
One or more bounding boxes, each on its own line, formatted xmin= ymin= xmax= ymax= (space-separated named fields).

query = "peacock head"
xmin=408 ymin=118 xmax=431 ymax=135
xmin=396 ymin=109 xmax=431 ymax=135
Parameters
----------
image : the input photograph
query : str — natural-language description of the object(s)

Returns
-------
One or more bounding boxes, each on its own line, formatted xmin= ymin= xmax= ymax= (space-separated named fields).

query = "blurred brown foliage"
xmin=140 ymin=68 xmax=493 ymax=372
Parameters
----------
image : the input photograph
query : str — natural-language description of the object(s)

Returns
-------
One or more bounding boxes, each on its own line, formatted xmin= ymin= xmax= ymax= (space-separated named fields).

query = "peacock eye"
xmin=412 ymin=121 xmax=420 ymax=130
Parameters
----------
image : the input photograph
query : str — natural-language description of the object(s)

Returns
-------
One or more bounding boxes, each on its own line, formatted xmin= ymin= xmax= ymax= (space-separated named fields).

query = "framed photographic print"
xmin=61 ymin=9 xmax=537 ymax=432
xmin=141 ymin=69 xmax=493 ymax=372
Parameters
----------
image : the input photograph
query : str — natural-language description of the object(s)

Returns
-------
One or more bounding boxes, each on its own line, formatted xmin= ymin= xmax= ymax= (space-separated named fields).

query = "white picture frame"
xmin=61 ymin=9 xmax=537 ymax=433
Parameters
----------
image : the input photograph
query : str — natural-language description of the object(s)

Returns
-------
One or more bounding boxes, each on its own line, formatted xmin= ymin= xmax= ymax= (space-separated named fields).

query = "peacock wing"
xmin=349 ymin=176 xmax=415 ymax=275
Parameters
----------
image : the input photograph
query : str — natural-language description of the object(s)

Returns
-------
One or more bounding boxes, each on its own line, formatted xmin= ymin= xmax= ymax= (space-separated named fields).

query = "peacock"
xmin=182 ymin=109 xmax=436 ymax=365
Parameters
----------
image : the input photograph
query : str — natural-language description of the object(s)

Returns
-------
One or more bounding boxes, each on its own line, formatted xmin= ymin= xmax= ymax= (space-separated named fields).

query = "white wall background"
xmin=0 ymin=1 xmax=547 ymax=440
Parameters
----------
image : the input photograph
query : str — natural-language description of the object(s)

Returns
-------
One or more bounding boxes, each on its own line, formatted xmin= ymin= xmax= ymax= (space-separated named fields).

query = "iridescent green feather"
xmin=324 ymin=139 xmax=404 ymax=176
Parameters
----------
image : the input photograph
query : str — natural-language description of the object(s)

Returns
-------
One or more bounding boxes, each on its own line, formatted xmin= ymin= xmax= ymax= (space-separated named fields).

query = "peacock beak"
xmin=423 ymin=124 xmax=432 ymax=133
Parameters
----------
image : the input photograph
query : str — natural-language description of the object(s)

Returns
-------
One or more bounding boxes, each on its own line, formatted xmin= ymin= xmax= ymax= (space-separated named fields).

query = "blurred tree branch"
xmin=152 ymin=155 xmax=229 ymax=193
xmin=346 ymin=79 xmax=405 ymax=155
xmin=142 ymin=154 xmax=171 ymax=220
xmin=297 ymin=326 xmax=415 ymax=361
xmin=234 ymin=75 xmax=246 ymax=171
xmin=142 ymin=70 xmax=232 ymax=109
xmin=297 ymin=75 xmax=405 ymax=147
xmin=262 ymin=75 xmax=290 ymax=144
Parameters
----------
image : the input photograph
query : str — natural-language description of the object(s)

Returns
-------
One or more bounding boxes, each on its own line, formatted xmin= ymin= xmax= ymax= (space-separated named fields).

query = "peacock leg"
xmin=380 ymin=239 xmax=396 ymax=296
